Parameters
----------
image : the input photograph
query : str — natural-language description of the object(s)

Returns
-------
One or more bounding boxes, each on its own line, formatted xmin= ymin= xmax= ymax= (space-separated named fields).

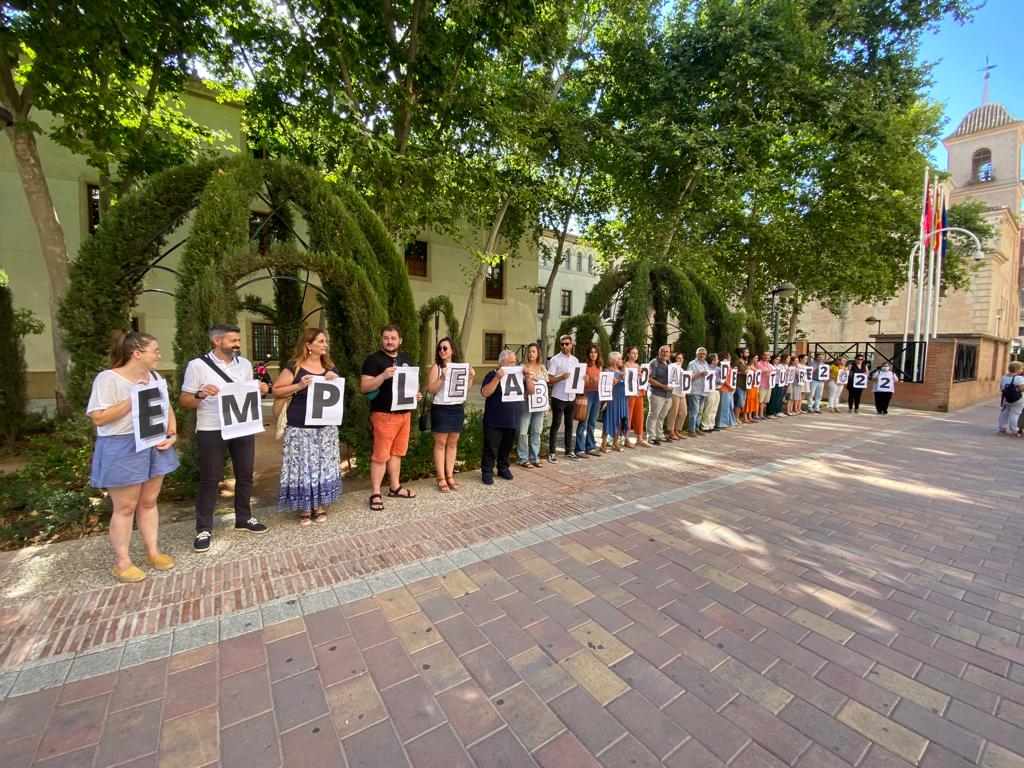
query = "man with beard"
xmin=361 ymin=325 xmax=421 ymax=510
xmin=181 ymin=324 xmax=270 ymax=552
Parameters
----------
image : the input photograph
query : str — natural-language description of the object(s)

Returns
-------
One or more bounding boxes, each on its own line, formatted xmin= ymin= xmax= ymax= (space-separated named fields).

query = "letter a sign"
xmin=305 ymin=377 xmax=345 ymax=426
xmin=218 ymin=382 xmax=264 ymax=439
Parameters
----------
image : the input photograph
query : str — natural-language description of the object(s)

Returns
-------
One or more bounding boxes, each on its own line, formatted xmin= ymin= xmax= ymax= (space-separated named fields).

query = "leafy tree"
xmin=1 ymin=1 xmax=245 ymax=411
xmin=0 ymin=269 xmax=30 ymax=449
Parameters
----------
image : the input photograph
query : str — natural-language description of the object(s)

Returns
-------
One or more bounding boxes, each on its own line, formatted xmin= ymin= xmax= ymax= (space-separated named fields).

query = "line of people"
xmin=86 ymin=323 xmax=898 ymax=582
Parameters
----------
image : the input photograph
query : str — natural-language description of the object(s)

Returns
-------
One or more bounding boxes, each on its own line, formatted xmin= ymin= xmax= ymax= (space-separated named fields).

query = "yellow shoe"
xmin=145 ymin=553 xmax=176 ymax=571
xmin=112 ymin=564 xmax=147 ymax=583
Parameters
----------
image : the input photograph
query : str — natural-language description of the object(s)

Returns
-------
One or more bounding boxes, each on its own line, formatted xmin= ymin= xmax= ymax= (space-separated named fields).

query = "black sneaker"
xmin=566 ymin=452 xmax=580 ymax=460
xmin=193 ymin=531 xmax=211 ymax=552
xmin=498 ymin=468 xmax=513 ymax=480
xmin=482 ymin=472 xmax=494 ymax=485
xmin=651 ymin=438 xmax=661 ymax=446
xmin=235 ymin=518 xmax=269 ymax=534
xmin=547 ymin=454 xmax=558 ymax=463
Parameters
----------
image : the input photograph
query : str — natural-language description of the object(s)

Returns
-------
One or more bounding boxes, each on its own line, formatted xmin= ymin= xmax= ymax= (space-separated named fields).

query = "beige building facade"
xmin=798 ymin=102 xmax=1024 ymax=346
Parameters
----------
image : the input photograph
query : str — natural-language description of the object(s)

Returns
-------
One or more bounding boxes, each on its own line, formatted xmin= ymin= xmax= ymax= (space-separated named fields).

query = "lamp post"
xmin=771 ymin=282 xmax=797 ymax=355
xmin=866 ymin=316 xmax=881 ymax=336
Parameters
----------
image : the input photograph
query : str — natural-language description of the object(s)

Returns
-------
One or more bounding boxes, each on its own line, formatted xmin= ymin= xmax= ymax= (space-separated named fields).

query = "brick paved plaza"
xmin=1 ymin=402 xmax=1022 ymax=767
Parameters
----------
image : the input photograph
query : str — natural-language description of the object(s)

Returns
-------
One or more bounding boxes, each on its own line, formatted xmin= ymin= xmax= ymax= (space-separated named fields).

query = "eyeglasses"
xmin=561 ymin=342 xmax=572 ymax=346
xmin=439 ymin=346 xmax=450 ymax=351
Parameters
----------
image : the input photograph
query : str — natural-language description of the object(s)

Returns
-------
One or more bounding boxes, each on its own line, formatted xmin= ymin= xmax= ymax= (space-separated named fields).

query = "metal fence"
xmin=796 ymin=341 xmax=928 ymax=383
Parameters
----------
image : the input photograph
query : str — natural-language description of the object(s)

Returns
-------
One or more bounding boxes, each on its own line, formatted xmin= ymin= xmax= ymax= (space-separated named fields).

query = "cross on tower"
xmin=978 ymin=56 xmax=997 ymax=105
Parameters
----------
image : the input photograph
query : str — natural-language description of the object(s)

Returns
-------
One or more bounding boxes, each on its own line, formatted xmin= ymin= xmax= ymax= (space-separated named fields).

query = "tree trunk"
xmin=460 ymin=195 xmax=511 ymax=356
xmin=539 ymin=226 xmax=571 ymax=359
xmin=6 ymin=127 xmax=71 ymax=414
xmin=785 ymin=294 xmax=802 ymax=344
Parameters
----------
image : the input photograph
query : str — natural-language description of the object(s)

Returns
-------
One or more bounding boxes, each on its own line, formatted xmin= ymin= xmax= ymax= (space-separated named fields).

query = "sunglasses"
xmin=561 ymin=342 xmax=572 ymax=346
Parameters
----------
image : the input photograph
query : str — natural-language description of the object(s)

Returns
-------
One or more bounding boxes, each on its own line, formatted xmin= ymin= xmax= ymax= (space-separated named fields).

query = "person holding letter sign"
xmin=546 ymin=335 xmax=580 ymax=461
xmin=624 ymin=346 xmax=650 ymax=448
xmin=646 ymin=345 xmax=674 ymax=445
xmin=87 ymin=332 xmax=178 ymax=583
xmin=846 ymin=354 xmax=870 ymax=414
xmin=575 ymin=345 xmax=604 ymax=457
xmin=427 ymin=337 xmax=474 ymax=491
xmin=666 ymin=352 xmax=689 ymax=440
xmin=271 ymin=329 xmax=342 ymax=524
xmin=686 ymin=347 xmax=712 ymax=436
xmin=517 ymin=343 xmax=547 ymax=467
xmin=480 ymin=350 xmax=525 ymax=484
xmin=827 ymin=355 xmax=847 ymax=412
xmin=807 ymin=352 xmax=827 ymax=413
xmin=360 ymin=325 xmax=421 ymax=510
xmin=181 ymin=325 xmax=270 ymax=553
xmin=871 ymin=363 xmax=899 ymax=415
xmin=600 ymin=352 xmax=629 ymax=451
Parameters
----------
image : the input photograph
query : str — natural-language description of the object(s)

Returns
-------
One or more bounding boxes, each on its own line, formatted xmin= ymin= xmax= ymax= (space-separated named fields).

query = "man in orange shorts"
xmin=360 ymin=325 xmax=421 ymax=510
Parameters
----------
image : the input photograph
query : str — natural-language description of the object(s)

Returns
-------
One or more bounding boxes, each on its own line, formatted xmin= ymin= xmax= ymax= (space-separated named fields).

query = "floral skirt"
xmin=279 ymin=425 xmax=342 ymax=513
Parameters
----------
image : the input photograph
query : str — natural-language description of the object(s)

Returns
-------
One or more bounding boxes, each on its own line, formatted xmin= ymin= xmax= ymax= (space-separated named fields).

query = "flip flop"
xmin=368 ymin=493 xmax=384 ymax=511
xmin=387 ymin=486 xmax=416 ymax=498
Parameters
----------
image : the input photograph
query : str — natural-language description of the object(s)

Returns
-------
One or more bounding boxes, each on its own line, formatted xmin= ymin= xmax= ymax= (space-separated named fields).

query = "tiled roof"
xmin=950 ymin=103 xmax=1019 ymax=138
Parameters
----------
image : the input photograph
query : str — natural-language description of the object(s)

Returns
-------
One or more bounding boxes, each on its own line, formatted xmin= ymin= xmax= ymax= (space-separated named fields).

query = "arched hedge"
xmin=556 ymin=313 xmax=611 ymax=361
xmin=61 ymin=156 xmax=418 ymax=465
xmin=417 ymin=296 xmax=463 ymax=378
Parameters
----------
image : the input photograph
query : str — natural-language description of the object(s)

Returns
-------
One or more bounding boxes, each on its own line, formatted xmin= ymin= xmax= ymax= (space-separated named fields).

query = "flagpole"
xmin=903 ymin=167 xmax=926 ymax=345
xmin=924 ymin=184 xmax=937 ymax=345
xmin=931 ymin=191 xmax=946 ymax=339
xmin=912 ymin=171 xmax=929 ymax=379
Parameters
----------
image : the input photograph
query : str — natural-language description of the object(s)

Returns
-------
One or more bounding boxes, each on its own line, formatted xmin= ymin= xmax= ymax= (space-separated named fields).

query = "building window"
xmin=131 ymin=316 xmax=142 ymax=332
xmin=577 ymin=253 xmax=582 ymax=272
xmin=537 ymin=288 xmax=545 ymax=314
xmin=564 ymin=250 xmax=572 ymax=270
xmin=953 ymin=342 xmax=978 ymax=382
xmin=484 ymin=332 xmax=504 ymax=362
xmin=86 ymin=183 xmax=101 ymax=234
xmin=972 ymin=148 xmax=993 ymax=183
xmin=485 ymin=259 xmax=505 ymax=300
xmin=252 ymin=322 xmax=278 ymax=362
xmin=405 ymin=240 xmax=428 ymax=277
xmin=561 ymin=289 xmax=572 ymax=317
xmin=249 ymin=212 xmax=272 ymax=256
xmin=588 ymin=255 xmax=594 ymax=274
xmin=602 ymin=303 xmax=612 ymax=320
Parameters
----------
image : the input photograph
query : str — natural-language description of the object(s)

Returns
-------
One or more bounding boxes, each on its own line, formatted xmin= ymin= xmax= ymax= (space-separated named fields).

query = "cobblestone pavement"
xmin=1 ymin=402 xmax=1022 ymax=767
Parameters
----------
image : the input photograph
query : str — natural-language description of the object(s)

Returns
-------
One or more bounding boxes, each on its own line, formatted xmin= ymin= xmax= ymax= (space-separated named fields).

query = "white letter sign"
xmin=852 ymin=372 xmax=868 ymax=389
xmin=305 ymin=377 xmax=345 ymax=426
xmin=598 ymin=371 xmax=614 ymax=401
xmin=566 ymin=363 xmax=588 ymax=395
xmin=624 ymin=367 xmax=639 ymax=396
xmin=529 ymin=380 xmax=549 ymax=413
xmin=730 ymin=368 xmax=738 ymax=389
xmin=218 ymin=381 xmax=264 ymax=439
xmin=815 ymin=363 xmax=829 ymax=382
xmin=667 ymin=363 xmax=682 ymax=388
xmin=705 ymin=370 xmax=717 ymax=391
xmin=876 ymin=372 xmax=895 ymax=392
xmin=132 ymin=379 xmax=169 ymax=452
xmin=638 ymin=364 xmax=651 ymax=391
xmin=769 ymin=371 xmax=778 ymax=388
xmin=501 ymin=366 xmax=525 ymax=402
xmin=677 ymin=372 xmax=692 ymax=395
xmin=837 ymin=369 xmax=850 ymax=386
xmin=754 ymin=370 xmax=763 ymax=388
xmin=745 ymin=371 xmax=754 ymax=389
xmin=391 ymin=366 xmax=420 ymax=411
xmin=443 ymin=363 xmax=469 ymax=404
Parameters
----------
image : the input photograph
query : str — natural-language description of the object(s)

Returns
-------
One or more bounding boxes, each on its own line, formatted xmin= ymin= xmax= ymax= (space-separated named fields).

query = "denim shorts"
xmin=91 ymin=434 xmax=180 ymax=489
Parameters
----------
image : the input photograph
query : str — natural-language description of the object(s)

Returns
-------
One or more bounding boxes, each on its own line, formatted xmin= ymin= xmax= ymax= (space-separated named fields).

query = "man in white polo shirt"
xmin=180 ymin=324 xmax=270 ymax=551
xmin=547 ymin=335 xmax=580 ymax=462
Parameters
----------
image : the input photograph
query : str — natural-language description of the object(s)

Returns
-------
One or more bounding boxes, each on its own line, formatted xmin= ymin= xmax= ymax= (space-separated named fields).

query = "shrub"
xmin=348 ymin=408 xmax=484 ymax=479
xmin=0 ymin=282 xmax=27 ymax=450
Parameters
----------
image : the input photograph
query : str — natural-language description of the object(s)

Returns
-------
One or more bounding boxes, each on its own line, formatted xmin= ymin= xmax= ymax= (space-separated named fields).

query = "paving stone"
xmin=380 ymin=675 xmax=446 ymax=742
xmin=836 ymin=700 xmax=928 ymax=765
xmin=219 ymin=665 xmax=273 ymax=728
xmin=280 ymin=714 xmax=344 ymax=768
xmin=559 ymin=650 xmax=629 ymax=705
xmin=34 ymin=693 xmax=110 ymax=761
xmin=220 ymin=710 xmax=281 ymax=768
xmin=468 ymin=726 xmax=538 ymax=768
xmin=548 ymin=685 xmax=624 ymax=754
xmin=325 ymin=673 xmax=387 ymax=738
xmin=157 ymin=707 xmax=219 ymax=768
xmin=271 ymin=668 xmax=330 ymax=733
xmin=436 ymin=679 xmax=504 ymax=746
xmin=406 ymin=724 xmax=474 ymax=768
xmin=343 ymin=720 xmax=411 ymax=768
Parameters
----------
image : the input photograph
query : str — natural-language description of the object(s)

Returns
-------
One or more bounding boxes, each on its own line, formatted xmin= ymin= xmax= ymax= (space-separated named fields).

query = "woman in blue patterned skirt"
xmin=600 ymin=352 xmax=629 ymax=451
xmin=272 ymin=329 xmax=342 ymax=524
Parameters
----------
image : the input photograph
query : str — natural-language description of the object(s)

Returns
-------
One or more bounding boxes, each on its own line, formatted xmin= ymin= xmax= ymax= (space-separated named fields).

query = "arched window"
xmin=577 ymin=253 xmax=582 ymax=271
xmin=565 ymin=250 xmax=573 ymax=270
xmin=588 ymin=255 xmax=594 ymax=273
xmin=972 ymin=148 xmax=993 ymax=183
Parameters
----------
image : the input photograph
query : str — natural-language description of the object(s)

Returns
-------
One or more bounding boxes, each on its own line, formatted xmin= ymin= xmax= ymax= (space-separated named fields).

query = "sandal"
xmin=446 ymin=475 xmax=460 ymax=490
xmin=387 ymin=486 xmax=416 ymax=498
xmin=313 ymin=511 xmax=328 ymax=523
xmin=368 ymin=493 xmax=384 ymax=511
xmin=298 ymin=514 xmax=312 ymax=526
xmin=437 ymin=477 xmax=450 ymax=493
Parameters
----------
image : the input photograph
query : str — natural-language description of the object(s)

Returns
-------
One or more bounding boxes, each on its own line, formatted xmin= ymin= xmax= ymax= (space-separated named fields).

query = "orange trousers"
xmin=627 ymin=395 xmax=645 ymax=438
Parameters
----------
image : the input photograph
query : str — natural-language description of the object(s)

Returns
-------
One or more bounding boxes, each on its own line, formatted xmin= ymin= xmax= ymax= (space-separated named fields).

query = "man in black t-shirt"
xmin=360 ymin=325 xmax=420 ymax=510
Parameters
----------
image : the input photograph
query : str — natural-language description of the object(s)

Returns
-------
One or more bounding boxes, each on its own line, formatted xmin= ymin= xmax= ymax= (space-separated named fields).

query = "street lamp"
xmin=866 ymin=316 xmax=881 ymax=336
xmin=771 ymin=282 xmax=796 ymax=355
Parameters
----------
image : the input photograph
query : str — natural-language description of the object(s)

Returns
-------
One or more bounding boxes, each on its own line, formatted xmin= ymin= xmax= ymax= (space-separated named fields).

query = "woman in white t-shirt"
xmin=87 ymin=331 xmax=179 ymax=583
xmin=998 ymin=361 xmax=1024 ymax=436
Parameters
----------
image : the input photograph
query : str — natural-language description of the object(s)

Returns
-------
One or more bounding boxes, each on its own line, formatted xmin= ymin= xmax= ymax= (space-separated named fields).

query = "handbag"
xmin=574 ymin=396 xmax=588 ymax=421
xmin=272 ymin=369 xmax=296 ymax=440
xmin=418 ymin=400 xmax=431 ymax=432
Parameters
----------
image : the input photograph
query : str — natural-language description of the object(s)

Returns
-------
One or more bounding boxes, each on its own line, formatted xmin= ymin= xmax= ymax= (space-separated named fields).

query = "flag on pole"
xmin=940 ymin=195 xmax=948 ymax=260
xmin=922 ymin=181 xmax=932 ymax=241
xmin=931 ymin=185 xmax=942 ymax=251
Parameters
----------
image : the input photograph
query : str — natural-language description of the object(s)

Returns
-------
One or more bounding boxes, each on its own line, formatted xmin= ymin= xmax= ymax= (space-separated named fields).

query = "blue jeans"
xmin=575 ymin=391 xmax=599 ymax=454
xmin=687 ymin=394 xmax=706 ymax=433
xmin=517 ymin=409 xmax=544 ymax=462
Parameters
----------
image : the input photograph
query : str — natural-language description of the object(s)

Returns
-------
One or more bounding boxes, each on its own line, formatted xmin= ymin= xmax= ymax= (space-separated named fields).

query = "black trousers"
xmin=482 ymin=426 xmax=516 ymax=475
xmin=847 ymin=387 xmax=864 ymax=411
xmin=196 ymin=430 xmax=255 ymax=533
xmin=549 ymin=398 xmax=575 ymax=454
xmin=874 ymin=392 xmax=893 ymax=414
